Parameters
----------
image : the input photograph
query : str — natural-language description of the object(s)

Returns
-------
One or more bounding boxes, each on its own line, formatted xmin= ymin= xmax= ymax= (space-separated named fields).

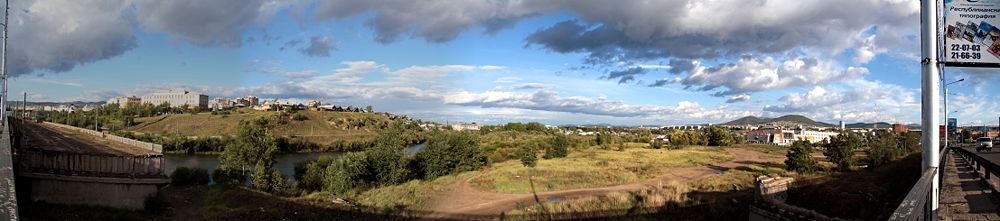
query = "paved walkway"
xmin=941 ymin=153 xmax=1000 ymax=220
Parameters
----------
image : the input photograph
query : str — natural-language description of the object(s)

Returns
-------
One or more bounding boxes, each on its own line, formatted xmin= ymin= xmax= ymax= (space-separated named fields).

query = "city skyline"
xmin=5 ymin=0 xmax=1000 ymax=126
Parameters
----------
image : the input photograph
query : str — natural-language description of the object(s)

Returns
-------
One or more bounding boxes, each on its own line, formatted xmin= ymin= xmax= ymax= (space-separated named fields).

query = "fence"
xmin=888 ymin=147 xmax=951 ymax=221
xmin=41 ymin=122 xmax=162 ymax=153
xmin=18 ymin=149 xmax=164 ymax=178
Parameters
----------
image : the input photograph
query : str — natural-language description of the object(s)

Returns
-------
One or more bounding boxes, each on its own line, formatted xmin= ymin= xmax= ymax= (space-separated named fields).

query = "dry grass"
xmin=128 ymin=109 xmax=389 ymax=145
xmin=470 ymin=146 xmax=733 ymax=194
xmin=340 ymin=171 xmax=476 ymax=211
xmin=506 ymin=182 xmax=692 ymax=220
xmin=689 ymin=163 xmax=787 ymax=192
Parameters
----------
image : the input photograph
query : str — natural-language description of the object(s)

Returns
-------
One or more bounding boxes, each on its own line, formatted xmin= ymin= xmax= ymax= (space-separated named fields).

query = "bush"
xmin=866 ymin=131 xmax=902 ymax=168
xmin=295 ymin=156 xmax=336 ymax=192
xmin=324 ymin=152 xmax=369 ymax=194
xmin=824 ymin=131 xmax=862 ymax=171
xmin=416 ymin=131 xmax=488 ymax=179
xmin=785 ymin=140 xmax=817 ymax=173
xmin=703 ymin=126 xmax=734 ymax=146
xmin=291 ymin=113 xmax=308 ymax=121
xmin=544 ymin=134 xmax=570 ymax=159
xmin=212 ymin=168 xmax=245 ymax=185
xmin=170 ymin=167 xmax=210 ymax=186
xmin=517 ymin=143 xmax=538 ymax=168
xmin=649 ymin=140 xmax=664 ymax=149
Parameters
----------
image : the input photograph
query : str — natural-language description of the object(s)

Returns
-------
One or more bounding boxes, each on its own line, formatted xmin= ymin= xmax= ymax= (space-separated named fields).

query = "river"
xmin=164 ymin=143 xmax=425 ymax=181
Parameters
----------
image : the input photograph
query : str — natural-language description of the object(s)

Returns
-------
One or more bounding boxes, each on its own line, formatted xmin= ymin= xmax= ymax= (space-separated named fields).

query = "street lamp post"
xmin=944 ymin=78 xmax=964 ymax=150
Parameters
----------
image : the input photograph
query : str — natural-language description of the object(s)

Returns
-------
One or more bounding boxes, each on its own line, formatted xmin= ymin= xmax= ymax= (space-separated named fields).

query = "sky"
xmin=3 ymin=0 xmax=1000 ymax=126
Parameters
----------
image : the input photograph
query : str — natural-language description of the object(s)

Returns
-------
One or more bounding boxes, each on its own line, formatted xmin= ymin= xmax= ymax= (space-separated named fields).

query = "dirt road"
xmin=419 ymin=148 xmax=781 ymax=220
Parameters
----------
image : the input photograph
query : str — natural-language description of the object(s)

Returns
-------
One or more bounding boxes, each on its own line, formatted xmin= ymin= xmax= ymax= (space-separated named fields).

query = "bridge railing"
xmin=18 ymin=149 xmax=164 ymax=178
xmin=952 ymin=147 xmax=1000 ymax=192
xmin=888 ymin=147 xmax=951 ymax=221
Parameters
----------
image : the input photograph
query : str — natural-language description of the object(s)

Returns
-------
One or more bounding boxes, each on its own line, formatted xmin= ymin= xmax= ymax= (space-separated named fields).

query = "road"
xmin=20 ymin=122 xmax=157 ymax=156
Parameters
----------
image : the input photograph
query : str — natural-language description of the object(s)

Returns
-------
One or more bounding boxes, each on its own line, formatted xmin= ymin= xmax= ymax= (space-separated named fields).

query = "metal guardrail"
xmin=888 ymin=147 xmax=951 ymax=221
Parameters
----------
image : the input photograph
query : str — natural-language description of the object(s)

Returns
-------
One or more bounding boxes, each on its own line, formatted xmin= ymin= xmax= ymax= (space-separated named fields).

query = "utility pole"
xmin=920 ymin=0 xmax=941 ymax=219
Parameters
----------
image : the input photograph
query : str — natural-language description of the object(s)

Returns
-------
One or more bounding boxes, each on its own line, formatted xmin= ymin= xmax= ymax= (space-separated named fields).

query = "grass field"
xmin=343 ymin=171 xmax=476 ymax=211
xmin=469 ymin=146 xmax=734 ymax=194
xmin=128 ymin=109 xmax=390 ymax=145
xmin=689 ymin=162 xmax=787 ymax=192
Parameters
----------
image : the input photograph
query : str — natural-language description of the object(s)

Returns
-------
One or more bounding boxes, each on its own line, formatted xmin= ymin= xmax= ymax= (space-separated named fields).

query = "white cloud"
xmin=660 ymin=56 xmax=868 ymax=96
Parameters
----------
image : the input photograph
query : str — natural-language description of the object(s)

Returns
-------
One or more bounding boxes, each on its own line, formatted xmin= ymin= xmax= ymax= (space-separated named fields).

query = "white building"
xmin=141 ymin=90 xmax=209 ymax=109
xmin=451 ymin=123 xmax=481 ymax=131
xmin=106 ymin=96 xmax=141 ymax=108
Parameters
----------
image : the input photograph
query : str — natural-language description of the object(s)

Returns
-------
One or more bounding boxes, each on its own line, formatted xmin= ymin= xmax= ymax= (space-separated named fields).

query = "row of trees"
xmin=785 ymin=131 xmax=921 ymax=173
xmin=664 ymin=126 xmax=743 ymax=148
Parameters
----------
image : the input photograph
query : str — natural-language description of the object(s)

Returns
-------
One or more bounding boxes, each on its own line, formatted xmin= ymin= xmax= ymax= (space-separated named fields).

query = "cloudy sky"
xmin=4 ymin=0 xmax=999 ymax=126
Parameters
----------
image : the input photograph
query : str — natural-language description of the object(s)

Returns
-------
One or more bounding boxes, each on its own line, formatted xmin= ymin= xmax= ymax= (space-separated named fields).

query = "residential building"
xmin=234 ymin=96 xmax=259 ymax=107
xmin=210 ymin=98 xmax=236 ymax=110
xmin=141 ymin=90 xmax=209 ymax=109
xmin=892 ymin=123 xmax=908 ymax=133
xmin=451 ymin=123 xmax=481 ymax=131
xmin=745 ymin=129 xmax=838 ymax=146
xmin=106 ymin=96 xmax=141 ymax=108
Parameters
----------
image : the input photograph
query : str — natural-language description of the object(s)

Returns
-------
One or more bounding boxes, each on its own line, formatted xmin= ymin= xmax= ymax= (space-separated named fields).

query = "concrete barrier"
xmin=20 ymin=149 xmax=164 ymax=177
xmin=41 ymin=122 xmax=163 ymax=153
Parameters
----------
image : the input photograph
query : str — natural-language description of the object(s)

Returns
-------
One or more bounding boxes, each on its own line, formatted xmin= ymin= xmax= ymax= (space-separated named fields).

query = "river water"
xmin=164 ymin=143 xmax=425 ymax=180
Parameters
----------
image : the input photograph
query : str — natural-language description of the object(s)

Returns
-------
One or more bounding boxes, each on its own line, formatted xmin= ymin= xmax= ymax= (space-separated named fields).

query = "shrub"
xmin=517 ymin=143 xmax=538 ymax=168
xmin=704 ymin=126 xmax=734 ymax=147
xmin=291 ymin=113 xmax=308 ymax=121
xmin=416 ymin=131 xmax=488 ymax=179
xmin=170 ymin=167 xmax=210 ymax=186
xmin=866 ymin=131 xmax=901 ymax=168
xmin=324 ymin=152 xmax=369 ymax=194
xmin=785 ymin=140 xmax=817 ymax=173
xmin=212 ymin=168 xmax=245 ymax=185
xmin=650 ymin=140 xmax=664 ymax=149
xmin=294 ymin=156 xmax=336 ymax=192
xmin=544 ymin=134 xmax=570 ymax=159
xmin=824 ymin=131 xmax=862 ymax=171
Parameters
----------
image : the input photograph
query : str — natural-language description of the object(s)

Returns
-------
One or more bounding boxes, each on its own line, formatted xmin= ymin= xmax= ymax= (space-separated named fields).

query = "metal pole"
xmin=944 ymin=84 xmax=948 ymax=150
xmin=920 ymin=0 xmax=941 ymax=219
xmin=0 ymin=0 xmax=9 ymax=125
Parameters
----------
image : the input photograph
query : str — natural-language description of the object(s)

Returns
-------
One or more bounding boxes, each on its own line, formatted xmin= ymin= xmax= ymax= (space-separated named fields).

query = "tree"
xmin=704 ymin=126 xmax=734 ymax=146
xmin=367 ymin=123 xmax=410 ymax=186
xmin=866 ymin=131 xmax=900 ymax=168
xmin=823 ymin=131 xmax=862 ymax=171
xmin=785 ymin=140 xmax=817 ymax=173
xmin=544 ymin=134 xmax=570 ymax=159
xmin=218 ymin=117 xmax=280 ymax=188
xmin=416 ymin=131 xmax=488 ymax=179
xmin=517 ymin=142 xmax=538 ymax=167
xmin=324 ymin=152 xmax=369 ymax=194
xmin=365 ymin=105 xmax=373 ymax=113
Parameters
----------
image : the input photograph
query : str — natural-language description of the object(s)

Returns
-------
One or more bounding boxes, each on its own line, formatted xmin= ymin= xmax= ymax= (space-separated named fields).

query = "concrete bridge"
xmin=7 ymin=119 xmax=168 ymax=211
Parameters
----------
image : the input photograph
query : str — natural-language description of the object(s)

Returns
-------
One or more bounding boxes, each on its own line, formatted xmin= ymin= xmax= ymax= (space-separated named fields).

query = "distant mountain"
xmin=722 ymin=115 xmax=834 ymax=127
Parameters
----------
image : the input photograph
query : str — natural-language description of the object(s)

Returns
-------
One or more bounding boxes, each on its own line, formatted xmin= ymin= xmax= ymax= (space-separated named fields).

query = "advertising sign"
xmin=945 ymin=0 xmax=1000 ymax=67
xmin=948 ymin=118 xmax=958 ymax=132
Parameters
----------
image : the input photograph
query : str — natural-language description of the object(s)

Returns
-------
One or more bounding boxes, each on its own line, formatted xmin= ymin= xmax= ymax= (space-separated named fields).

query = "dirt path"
xmin=419 ymin=148 xmax=781 ymax=220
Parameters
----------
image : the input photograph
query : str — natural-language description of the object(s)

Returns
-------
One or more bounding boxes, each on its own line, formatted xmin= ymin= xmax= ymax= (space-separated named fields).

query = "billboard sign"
xmin=944 ymin=0 xmax=1000 ymax=67
xmin=948 ymin=118 xmax=958 ymax=132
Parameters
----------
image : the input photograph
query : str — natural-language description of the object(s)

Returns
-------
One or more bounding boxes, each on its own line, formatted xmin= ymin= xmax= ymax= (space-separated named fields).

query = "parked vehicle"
xmin=977 ymin=137 xmax=993 ymax=152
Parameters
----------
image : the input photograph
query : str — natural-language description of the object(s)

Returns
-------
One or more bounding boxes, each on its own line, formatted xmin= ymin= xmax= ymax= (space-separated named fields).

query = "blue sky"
xmin=6 ymin=0 xmax=1000 ymax=126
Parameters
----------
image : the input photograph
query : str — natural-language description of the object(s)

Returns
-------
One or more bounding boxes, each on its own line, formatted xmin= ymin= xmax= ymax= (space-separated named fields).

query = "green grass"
xmin=470 ymin=146 xmax=734 ymax=194
xmin=506 ymin=182 xmax=692 ymax=220
xmin=128 ymin=109 xmax=390 ymax=145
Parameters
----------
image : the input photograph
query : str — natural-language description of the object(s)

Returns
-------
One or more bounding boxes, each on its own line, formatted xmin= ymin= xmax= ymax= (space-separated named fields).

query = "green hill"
xmin=127 ymin=108 xmax=396 ymax=146
xmin=722 ymin=115 xmax=833 ymax=127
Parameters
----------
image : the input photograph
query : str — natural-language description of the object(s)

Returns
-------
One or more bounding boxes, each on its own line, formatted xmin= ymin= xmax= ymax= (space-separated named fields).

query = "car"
xmin=978 ymin=137 xmax=994 ymax=152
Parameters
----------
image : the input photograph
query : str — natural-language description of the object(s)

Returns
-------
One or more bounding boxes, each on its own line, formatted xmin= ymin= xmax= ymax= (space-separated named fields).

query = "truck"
xmin=977 ymin=137 xmax=993 ymax=152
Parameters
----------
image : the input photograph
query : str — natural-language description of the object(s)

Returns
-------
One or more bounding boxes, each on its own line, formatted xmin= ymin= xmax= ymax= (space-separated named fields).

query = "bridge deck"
xmin=941 ymin=148 xmax=1000 ymax=220
xmin=21 ymin=122 xmax=156 ymax=156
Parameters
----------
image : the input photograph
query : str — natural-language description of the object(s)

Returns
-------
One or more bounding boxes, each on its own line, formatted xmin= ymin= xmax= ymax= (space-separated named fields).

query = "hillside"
xmin=127 ymin=109 xmax=395 ymax=146
xmin=722 ymin=115 xmax=833 ymax=127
